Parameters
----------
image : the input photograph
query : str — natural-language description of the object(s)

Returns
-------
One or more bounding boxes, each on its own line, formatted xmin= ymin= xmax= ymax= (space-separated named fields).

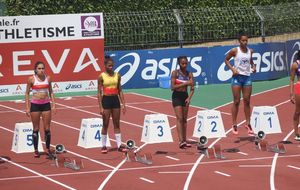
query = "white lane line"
xmin=237 ymin=152 xmax=248 ymax=156
xmin=214 ymin=171 xmax=231 ymax=177
xmin=139 ymin=177 xmax=155 ymax=184
xmin=0 ymin=156 xmax=76 ymax=190
xmin=270 ymin=129 xmax=295 ymax=190
xmin=184 ymin=85 xmax=290 ymax=190
xmin=165 ymin=156 xmax=180 ymax=161
xmin=287 ymin=165 xmax=300 ymax=171
xmin=159 ymin=171 xmax=189 ymax=174
xmin=86 ymin=95 xmax=176 ymax=118
xmin=239 ymin=165 xmax=271 ymax=168
xmin=55 ymin=102 xmax=143 ymax=129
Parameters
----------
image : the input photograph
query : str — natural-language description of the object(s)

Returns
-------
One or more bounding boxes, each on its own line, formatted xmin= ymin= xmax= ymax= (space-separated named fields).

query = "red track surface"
xmin=0 ymin=86 xmax=299 ymax=190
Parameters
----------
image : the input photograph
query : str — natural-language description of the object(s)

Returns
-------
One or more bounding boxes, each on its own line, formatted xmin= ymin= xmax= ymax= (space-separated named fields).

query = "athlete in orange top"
xmin=97 ymin=56 xmax=128 ymax=153
xmin=25 ymin=61 xmax=56 ymax=158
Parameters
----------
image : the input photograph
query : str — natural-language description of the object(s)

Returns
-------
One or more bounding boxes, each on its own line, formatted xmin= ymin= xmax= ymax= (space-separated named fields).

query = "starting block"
xmin=193 ymin=110 xmax=226 ymax=142
xmin=141 ymin=114 xmax=173 ymax=144
xmin=126 ymin=150 xmax=153 ymax=165
xmin=256 ymin=140 xmax=286 ymax=154
xmin=55 ymin=154 xmax=84 ymax=171
xmin=77 ymin=118 xmax=111 ymax=148
xmin=11 ymin=122 xmax=44 ymax=153
xmin=197 ymin=144 xmax=225 ymax=159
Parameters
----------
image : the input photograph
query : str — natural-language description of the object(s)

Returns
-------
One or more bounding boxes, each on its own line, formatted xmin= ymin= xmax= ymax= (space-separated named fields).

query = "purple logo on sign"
xmin=80 ymin=15 xmax=101 ymax=37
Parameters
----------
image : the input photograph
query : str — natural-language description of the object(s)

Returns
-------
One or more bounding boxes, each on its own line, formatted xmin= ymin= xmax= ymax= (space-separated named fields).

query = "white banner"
xmin=0 ymin=13 xmax=104 ymax=43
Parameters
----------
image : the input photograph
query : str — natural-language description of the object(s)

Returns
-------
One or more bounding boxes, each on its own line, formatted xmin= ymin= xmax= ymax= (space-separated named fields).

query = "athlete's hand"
xmin=51 ymin=106 xmax=57 ymax=115
xmin=99 ymin=106 xmax=104 ymax=115
xmin=252 ymin=65 xmax=257 ymax=73
xmin=121 ymin=104 xmax=126 ymax=114
xmin=232 ymin=69 xmax=239 ymax=76
xmin=290 ymin=95 xmax=295 ymax=104
xmin=25 ymin=109 xmax=30 ymax=117
xmin=185 ymin=81 xmax=193 ymax=86
xmin=185 ymin=98 xmax=191 ymax=106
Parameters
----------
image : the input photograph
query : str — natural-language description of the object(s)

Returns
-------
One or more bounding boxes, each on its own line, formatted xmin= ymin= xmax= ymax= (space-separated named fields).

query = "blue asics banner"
xmin=107 ymin=47 xmax=209 ymax=88
xmin=286 ymin=39 xmax=300 ymax=71
xmin=107 ymin=42 xmax=289 ymax=89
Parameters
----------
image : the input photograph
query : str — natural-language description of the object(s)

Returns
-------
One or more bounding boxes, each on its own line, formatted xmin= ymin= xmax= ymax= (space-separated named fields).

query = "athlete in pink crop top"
xmin=25 ymin=61 xmax=56 ymax=158
xmin=290 ymin=51 xmax=300 ymax=141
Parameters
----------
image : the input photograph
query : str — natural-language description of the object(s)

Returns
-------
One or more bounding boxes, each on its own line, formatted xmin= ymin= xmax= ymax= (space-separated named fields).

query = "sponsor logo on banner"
xmin=111 ymin=52 xmax=203 ymax=86
xmin=85 ymin=80 xmax=97 ymax=91
xmin=12 ymin=84 xmax=25 ymax=95
xmin=290 ymin=41 xmax=300 ymax=66
xmin=81 ymin=16 xmax=101 ymax=37
xmin=65 ymin=83 xmax=82 ymax=90
xmin=0 ymin=88 xmax=9 ymax=93
xmin=52 ymin=83 xmax=63 ymax=93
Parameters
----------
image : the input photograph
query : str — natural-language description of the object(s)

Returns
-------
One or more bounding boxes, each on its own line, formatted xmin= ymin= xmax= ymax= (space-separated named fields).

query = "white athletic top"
xmin=31 ymin=75 xmax=49 ymax=94
xmin=234 ymin=47 xmax=251 ymax=76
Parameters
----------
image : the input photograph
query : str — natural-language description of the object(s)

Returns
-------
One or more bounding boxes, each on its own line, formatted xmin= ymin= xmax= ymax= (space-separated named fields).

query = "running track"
xmin=0 ymin=85 xmax=299 ymax=190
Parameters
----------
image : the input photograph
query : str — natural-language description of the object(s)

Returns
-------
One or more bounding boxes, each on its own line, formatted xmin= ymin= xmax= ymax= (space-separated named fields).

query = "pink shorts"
xmin=295 ymin=83 xmax=300 ymax=95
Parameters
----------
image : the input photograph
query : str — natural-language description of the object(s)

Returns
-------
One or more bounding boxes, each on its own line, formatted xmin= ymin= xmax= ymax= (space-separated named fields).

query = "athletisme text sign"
xmin=0 ymin=13 xmax=104 ymax=96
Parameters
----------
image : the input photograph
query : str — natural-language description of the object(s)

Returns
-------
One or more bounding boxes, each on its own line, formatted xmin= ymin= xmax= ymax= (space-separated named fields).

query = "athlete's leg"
xmin=30 ymin=110 xmax=42 ymax=156
xmin=242 ymin=85 xmax=252 ymax=126
xmin=231 ymin=85 xmax=242 ymax=126
xmin=41 ymin=110 xmax=52 ymax=152
xmin=174 ymin=106 xmax=184 ymax=144
xmin=293 ymin=93 xmax=300 ymax=139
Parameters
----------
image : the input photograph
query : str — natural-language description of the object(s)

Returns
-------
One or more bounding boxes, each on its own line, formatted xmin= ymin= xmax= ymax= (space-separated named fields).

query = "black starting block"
xmin=256 ymin=140 xmax=286 ymax=154
xmin=55 ymin=154 xmax=84 ymax=171
xmin=197 ymin=144 xmax=225 ymax=159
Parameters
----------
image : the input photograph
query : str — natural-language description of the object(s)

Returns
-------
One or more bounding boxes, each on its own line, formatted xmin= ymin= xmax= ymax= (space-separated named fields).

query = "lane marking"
xmin=139 ymin=177 xmax=154 ymax=184
xmin=2 ymin=154 xmax=300 ymax=182
xmin=214 ymin=171 xmax=231 ymax=177
xmin=239 ymin=165 xmax=271 ymax=168
xmin=55 ymin=102 xmax=143 ymax=129
xmin=184 ymin=85 xmax=290 ymax=190
xmin=158 ymin=171 xmax=189 ymax=174
xmin=237 ymin=152 xmax=248 ymax=156
xmin=165 ymin=156 xmax=180 ymax=161
xmin=287 ymin=165 xmax=300 ymax=171
xmin=270 ymin=129 xmax=295 ymax=190
xmin=86 ymin=95 xmax=176 ymax=118
xmin=0 ymin=156 xmax=76 ymax=190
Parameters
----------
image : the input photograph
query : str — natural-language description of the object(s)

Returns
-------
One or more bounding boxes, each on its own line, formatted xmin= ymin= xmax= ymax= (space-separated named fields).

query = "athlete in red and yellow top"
xmin=97 ymin=56 xmax=128 ymax=153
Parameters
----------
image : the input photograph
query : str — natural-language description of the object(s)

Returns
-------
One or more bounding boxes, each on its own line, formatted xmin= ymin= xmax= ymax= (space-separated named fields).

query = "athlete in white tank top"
xmin=234 ymin=47 xmax=251 ymax=76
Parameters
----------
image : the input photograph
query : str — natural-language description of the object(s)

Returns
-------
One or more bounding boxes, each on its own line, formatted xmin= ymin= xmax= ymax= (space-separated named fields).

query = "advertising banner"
xmin=0 ymin=13 xmax=104 ymax=96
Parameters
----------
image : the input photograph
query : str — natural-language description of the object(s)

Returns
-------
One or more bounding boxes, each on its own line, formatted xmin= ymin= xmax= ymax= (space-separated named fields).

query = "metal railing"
xmin=103 ymin=2 xmax=300 ymax=51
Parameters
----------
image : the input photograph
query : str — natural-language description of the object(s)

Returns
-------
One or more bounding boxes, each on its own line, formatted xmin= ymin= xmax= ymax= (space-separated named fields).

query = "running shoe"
xmin=179 ymin=141 xmax=187 ymax=149
xmin=245 ymin=124 xmax=254 ymax=135
xmin=34 ymin=150 xmax=40 ymax=158
xmin=232 ymin=125 xmax=238 ymax=135
xmin=118 ymin=145 xmax=129 ymax=152
xmin=101 ymin=146 xmax=108 ymax=154
xmin=294 ymin=134 xmax=300 ymax=141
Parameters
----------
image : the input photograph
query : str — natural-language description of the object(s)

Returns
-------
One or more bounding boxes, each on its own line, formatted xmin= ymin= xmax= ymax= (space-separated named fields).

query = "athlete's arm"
xmin=97 ymin=74 xmax=104 ymax=114
xmin=225 ymin=48 xmax=238 ymax=76
xmin=117 ymin=73 xmax=126 ymax=114
xmin=290 ymin=62 xmax=298 ymax=104
xmin=48 ymin=76 xmax=56 ymax=114
xmin=25 ymin=77 xmax=33 ymax=117
xmin=250 ymin=49 xmax=256 ymax=73
xmin=171 ymin=70 xmax=191 ymax=90
xmin=186 ymin=72 xmax=195 ymax=105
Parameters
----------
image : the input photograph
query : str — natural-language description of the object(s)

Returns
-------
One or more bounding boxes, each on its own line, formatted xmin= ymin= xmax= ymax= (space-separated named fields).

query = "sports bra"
xmin=31 ymin=75 xmax=49 ymax=94
xmin=175 ymin=70 xmax=189 ymax=85
xmin=101 ymin=72 xmax=119 ymax=95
